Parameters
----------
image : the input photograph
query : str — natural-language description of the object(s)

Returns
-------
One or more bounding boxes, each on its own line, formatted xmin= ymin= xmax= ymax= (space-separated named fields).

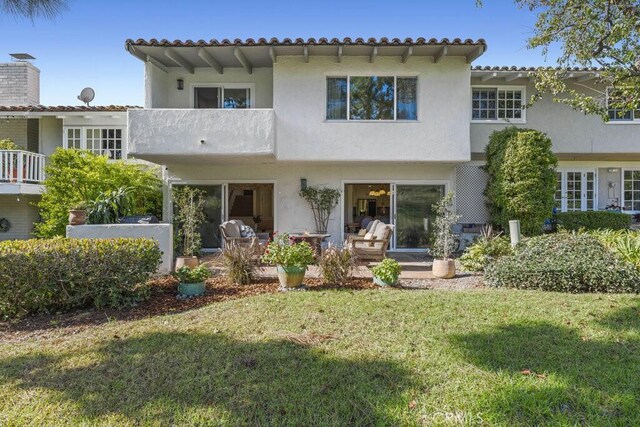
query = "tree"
xmin=1 ymin=0 xmax=67 ymax=19
xmin=298 ymin=186 xmax=341 ymax=234
xmin=35 ymin=148 xmax=162 ymax=237
xmin=516 ymin=0 xmax=640 ymax=119
xmin=172 ymin=186 xmax=206 ymax=257
xmin=484 ymin=128 xmax=558 ymax=236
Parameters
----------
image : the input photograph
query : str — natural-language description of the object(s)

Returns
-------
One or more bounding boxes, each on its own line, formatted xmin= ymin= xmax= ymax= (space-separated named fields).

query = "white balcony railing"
xmin=0 ymin=150 xmax=46 ymax=184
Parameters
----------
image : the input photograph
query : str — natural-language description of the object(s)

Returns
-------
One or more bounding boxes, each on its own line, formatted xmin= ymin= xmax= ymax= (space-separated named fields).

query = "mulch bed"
xmin=0 ymin=276 xmax=377 ymax=342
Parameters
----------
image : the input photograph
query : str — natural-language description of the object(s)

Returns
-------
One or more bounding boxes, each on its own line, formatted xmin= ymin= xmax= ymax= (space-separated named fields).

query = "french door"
xmin=555 ymin=170 xmax=597 ymax=212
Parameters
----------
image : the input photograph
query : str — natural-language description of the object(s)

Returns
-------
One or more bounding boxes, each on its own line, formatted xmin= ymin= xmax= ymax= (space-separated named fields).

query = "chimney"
xmin=0 ymin=54 xmax=40 ymax=106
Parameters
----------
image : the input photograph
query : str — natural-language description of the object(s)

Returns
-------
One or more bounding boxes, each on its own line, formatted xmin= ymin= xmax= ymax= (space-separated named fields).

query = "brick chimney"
xmin=0 ymin=56 xmax=40 ymax=106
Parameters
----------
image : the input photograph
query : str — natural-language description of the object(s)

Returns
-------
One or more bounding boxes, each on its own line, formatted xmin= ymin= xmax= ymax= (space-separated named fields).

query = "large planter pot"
xmin=373 ymin=275 xmax=398 ymax=287
xmin=175 ymin=256 xmax=199 ymax=270
xmin=68 ymin=209 xmax=87 ymax=226
xmin=276 ymin=265 xmax=307 ymax=288
xmin=432 ymin=259 xmax=456 ymax=279
xmin=178 ymin=281 xmax=206 ymax=296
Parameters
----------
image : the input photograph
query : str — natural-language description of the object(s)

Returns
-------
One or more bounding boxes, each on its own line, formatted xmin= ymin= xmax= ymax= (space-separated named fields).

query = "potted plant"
xmin=370 ymin=257 xmax=402 ymax=286
xmin=262 ymin=233 xmax=315 ymax=288
xmin=68 ymin=201 xmax=89 ymax=225
xmin=431 ymin=192 xmax=461 ymax=279
xmin=299 ymin=185 xmax=341 ymax=234
xmin=173 ymin=186 xmax=206 ymax=270
xmin=173 ymin=265 xmax=211 ymax=297
xmin=87 ymin=187 xmax=133 ymax=224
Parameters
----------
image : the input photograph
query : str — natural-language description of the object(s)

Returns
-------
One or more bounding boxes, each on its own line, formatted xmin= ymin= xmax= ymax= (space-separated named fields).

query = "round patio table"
xmin=289 ymin=233 xmax=331 ymax=254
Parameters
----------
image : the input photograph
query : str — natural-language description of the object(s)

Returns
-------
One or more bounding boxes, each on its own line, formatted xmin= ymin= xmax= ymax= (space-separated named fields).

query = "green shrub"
xmin=88 ymin=187 xmax=134 ymax=224
xmin=370 ymin=258 xmax=402 ymax=283
xmin=318 ymin=245 xmax=355 ymax=285
xmin=484 ymin=128 xmax=557 ymax=236
xmin=173 ymin=265 xmax=211 ymax=284
xmin=555 ymin=211 xmax=631 ymax=231
xmin=460 ymin=234 xmax=512 ymax=272
xmin=221 ymin=244 xmax=256 ymax=285
xmin=0 ymin=238 xmax=162 ymax=319
xmin=485 ymin=233 xmax=640 ymax=293
xmin=261 ymin=234 xmax=315 ymax=268
xmin=588 ymin=229 xmax=640 ymax=268
xmin=0 ymin=138 xmax=19 ymax=150
xmin=35 ymin=148 xmax=162 ymax=238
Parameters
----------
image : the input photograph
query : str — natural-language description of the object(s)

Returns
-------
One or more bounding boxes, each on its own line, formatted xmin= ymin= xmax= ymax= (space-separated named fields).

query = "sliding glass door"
xmin=173 ymin=184 xmax=224 ymax=250
xmin=392 ymin=184 xmax=446 ymax=250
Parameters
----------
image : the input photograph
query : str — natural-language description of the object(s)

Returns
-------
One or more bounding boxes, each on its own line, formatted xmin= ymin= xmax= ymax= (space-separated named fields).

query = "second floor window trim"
xmin=471 ymin=85 xmax=526 ymax=123
xmin=606 ymin=87 xmax=640 ymax=123
xmin=63 ymin=126 xmax=126 ymax=160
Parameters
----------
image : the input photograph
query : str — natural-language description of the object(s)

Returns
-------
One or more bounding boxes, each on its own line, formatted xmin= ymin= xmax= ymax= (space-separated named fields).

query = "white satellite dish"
xmin=77 ymin=87 xmax=95 ymax=106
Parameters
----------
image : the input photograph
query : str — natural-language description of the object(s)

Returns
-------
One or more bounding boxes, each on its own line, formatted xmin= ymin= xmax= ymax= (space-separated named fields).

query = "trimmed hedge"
xmin=555 ymin=211 xmax=631 ymax=231
xmin=485 ymin=233 xmax=640 ymax=293
xmin=0 ymin=238 xmax=162 ymax=319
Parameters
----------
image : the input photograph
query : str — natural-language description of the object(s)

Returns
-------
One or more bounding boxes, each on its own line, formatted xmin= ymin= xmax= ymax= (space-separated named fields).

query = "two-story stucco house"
xmin=124 ymin=37 xmax=640 ymax=251
xmin=0 ymin=55 xmax=135 ymax=240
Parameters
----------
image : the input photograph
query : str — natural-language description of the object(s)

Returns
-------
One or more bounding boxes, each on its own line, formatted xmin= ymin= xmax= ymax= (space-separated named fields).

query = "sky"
xmin=0 ymin=0 xmax=560 ymax=106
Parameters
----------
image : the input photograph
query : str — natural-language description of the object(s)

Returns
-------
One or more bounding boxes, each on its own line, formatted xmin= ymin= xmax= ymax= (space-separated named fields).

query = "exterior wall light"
xmin=177 ymin=79 xmax=184 ymax=90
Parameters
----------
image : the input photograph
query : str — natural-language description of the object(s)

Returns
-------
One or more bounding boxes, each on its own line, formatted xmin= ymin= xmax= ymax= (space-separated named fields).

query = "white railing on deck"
xmin=0 ymin=150 xmax=46 ymax=184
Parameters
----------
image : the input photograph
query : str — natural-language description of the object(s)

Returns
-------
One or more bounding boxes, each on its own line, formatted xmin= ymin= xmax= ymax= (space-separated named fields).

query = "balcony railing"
xmin=0 ymin=150 xmax=46 ymax=184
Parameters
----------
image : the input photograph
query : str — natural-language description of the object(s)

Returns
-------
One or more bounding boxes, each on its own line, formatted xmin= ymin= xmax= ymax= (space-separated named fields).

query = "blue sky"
xmin=0 ymin=0 xmax=559 ymax=106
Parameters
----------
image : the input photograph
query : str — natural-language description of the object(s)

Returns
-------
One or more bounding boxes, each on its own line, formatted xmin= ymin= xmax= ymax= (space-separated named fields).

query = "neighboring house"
xmin=0 ymin=56 xmax=136 ymax=241
xmin=124 ymin=37 xmax=640 ymax=251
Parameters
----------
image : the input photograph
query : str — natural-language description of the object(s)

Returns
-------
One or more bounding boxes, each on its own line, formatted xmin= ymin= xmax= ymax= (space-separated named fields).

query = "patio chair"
xmin=350 ymin=222 xmax=395 ymax=262
xmin=219 ymin=220 xmax=261 ymax=254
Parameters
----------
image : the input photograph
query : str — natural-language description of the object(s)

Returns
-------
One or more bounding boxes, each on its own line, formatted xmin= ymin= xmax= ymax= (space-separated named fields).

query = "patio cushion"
xmin=372 ymin=224 xmax=390 ymax=248
xmin=222 ymin=221 xmax=241 ymax=238
xmin=240 ymin=225 xmax=256 ymax=238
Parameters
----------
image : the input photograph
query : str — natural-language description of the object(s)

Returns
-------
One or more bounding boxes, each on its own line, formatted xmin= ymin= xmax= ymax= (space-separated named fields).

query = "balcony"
xmin=127 ymin=109 xmax=275 ymax=163
xmin=0 ymin=150 xmax=46 ymax=195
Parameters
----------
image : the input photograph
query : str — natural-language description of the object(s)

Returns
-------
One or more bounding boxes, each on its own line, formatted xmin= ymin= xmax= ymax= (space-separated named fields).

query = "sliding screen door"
xmin=394 ymin=184 xmax=445 ymax=249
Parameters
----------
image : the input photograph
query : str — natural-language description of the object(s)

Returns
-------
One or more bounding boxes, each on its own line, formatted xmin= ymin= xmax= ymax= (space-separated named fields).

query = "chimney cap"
xmin=9 ymin=53 xmax=36 ymax=62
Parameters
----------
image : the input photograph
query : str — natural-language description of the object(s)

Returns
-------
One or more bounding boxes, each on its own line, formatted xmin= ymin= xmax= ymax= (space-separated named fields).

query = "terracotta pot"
xmin=175 ymin=256 xmax=199 ymax=270
xmin=276 ymin=265 xmax=306 ymax=288
xmin=68 ymin=209 xmax=87 ymax=226
xmin=432 ymin=259 xmax=456 ymax=279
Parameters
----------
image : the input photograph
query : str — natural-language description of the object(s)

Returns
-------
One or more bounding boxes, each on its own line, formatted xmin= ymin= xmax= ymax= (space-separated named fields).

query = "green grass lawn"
xmin=1 ymin=288 xmax=639 ymax=426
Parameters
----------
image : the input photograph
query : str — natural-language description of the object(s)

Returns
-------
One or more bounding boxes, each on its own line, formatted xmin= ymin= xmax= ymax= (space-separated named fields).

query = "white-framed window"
xmin=192 ymin=83 xmax=254 ymax=109
xmin=622 ymin=169 xmax=640 ymax=211
xmin=471 ymin=86 xmax=526 ymax=123
xmin=326 ymin=76 xmax=418 ymax=121
xmin=63 ymin=127 xmax=125 ymax=160
xmin=606 ymin=88 xmax=640 ymax=122
xmin=555 ymin=169 xmax=597 ymax=212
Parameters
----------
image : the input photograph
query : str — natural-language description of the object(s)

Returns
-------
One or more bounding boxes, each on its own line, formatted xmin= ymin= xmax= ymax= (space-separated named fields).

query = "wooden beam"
xmin=164 ymin=48 xmax=194 ymax=74
xmin=269 ymin=47 xmax=277 ymax=64
xmin=303 ymin=46 xmax=309 ymax=63
xmin=504 ymin=72 xmax=524 ymax=82
xmin=369 ymin=46 xmax=378 ymax=63
xmin=234 ymin=47 xmax=252 ymax=74
xmin=434 ymin=46 xmax=448 ymax=64
xmin=337 ymin=45 xmax=343 ymax=63
xmin=146 ymin=55 xmax=168 ymax=73
xmin=401 ymin=46 xmax=413 ymax=63
xmin=197 ymin=48 xmax=223 ymax=74
xmin=466 ymin=46 xmax=485 ymax=64
xmin=481 ymin=72 xmax=498 ymax=82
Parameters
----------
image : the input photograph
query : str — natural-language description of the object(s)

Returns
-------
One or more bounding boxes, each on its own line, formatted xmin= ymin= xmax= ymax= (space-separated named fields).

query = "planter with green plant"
xmin=68 ymin=201 xmax=89 ymax=225
xmin=172 ymin=186 xmax=206 ymax=270
xmin=87 ymin=187 xmax=133 ymax=224
xmin=261 ymin=233 xmax=315 ymax=288
xmin=370 ymin=257 xmax=402 ymax=286
xmin=431 ymin=192 xmax=461 ymax=279
xmin=173 ymin=265 xmax=211 ymax=297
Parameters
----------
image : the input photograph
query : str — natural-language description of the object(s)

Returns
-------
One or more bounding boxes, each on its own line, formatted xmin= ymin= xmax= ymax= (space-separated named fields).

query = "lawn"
xmin=1 ymin=288 xmax=639 ymax=426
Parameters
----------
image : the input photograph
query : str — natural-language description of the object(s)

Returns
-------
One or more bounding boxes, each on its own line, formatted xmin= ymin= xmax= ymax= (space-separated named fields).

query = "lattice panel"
xmin=456 ymin=164 xmax=491 ymax=224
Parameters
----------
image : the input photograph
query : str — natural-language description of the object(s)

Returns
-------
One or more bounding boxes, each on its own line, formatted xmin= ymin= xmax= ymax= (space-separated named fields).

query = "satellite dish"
xmin=77 ymin=87 xmax=95 ymax=106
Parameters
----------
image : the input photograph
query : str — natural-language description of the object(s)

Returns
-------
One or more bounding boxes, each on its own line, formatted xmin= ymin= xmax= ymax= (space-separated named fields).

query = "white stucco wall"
xmin=128 ymin=109 xmax=275 ymax=160
xmin=0 ymin=195 xmax=40 ymax=241
xmin=66 ymin=224 xmax=173 ymax=273
xmin=165 ymin=161 xmax=457 ymax=245
xmin=470 ymin=78 xmax=640 ymax=155
xmin=273 ymin=56 xmax=472 ymax=162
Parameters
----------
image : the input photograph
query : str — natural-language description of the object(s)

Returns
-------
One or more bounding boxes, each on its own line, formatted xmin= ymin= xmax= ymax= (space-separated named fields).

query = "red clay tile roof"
xmin=472 ymin=65 xmax=603 ymax=72
xmin=0 ymin=105 xmax=140 ymax=112
xmin=126 ymin=37 xmax=486 ymax=48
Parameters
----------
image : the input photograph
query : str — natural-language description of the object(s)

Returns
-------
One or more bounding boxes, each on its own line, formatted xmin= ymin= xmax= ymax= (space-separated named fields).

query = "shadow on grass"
xmin=0 ymin=331 xmax=414 ymax=425
xmin=450 ymin=312 xmax=640 ymax=425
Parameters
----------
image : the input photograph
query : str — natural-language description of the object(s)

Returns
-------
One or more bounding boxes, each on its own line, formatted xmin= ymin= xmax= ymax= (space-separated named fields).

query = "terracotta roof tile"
xmin=0 ymin=105 xmax=140 ymax=112
xmin=126 ymin=37 xmax=486 ymax=48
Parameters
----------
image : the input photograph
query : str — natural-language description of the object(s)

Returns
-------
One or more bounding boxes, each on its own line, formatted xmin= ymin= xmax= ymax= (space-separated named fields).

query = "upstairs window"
xmin=326 ymin=76 xmax=418 ymax=121
xmin=472 ymin=87 xmax=525 ymax=122
xmin=64 ymin=127 xmax=124 ymax=160
xmin=194 ymin=86 xmax=251 ymax=109
xmin=607 ymin=88 xmax=640 ymax=122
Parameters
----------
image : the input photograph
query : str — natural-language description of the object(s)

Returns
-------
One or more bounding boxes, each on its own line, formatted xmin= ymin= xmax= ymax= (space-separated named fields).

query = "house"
xmin=124 ymin=37 xmax=640 ymax=251
xmin=0 ymin=55 xmax=135 ymax=241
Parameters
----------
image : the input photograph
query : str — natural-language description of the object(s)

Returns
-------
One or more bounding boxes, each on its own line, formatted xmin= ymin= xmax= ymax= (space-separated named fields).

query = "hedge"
xmin=0 ymin=238 xmax=162 ymax=319
xmin=485 ymin=233 xmax=640 ymax=293
xmin=555 ymin=211 xmax=631 ymax=231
